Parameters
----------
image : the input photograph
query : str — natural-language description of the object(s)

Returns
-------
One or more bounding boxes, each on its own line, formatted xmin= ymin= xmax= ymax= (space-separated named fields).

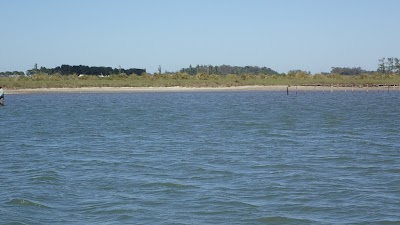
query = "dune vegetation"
xmin=1 ymin=72 xmax=400 ymax=89
xmin=1 ymin=58 xmax=400 ymax=89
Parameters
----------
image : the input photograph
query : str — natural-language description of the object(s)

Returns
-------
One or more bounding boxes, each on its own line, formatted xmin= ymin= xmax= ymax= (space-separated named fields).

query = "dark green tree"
xmin=386 ymin=57 xmax=394 ymax=74
xmin=394 ymin=58 xmax=400 ymax=74
xmin=331 ymin=67 xmax=365 ymax=75
xmin=378 ymin=58 xmax=386 ymax=74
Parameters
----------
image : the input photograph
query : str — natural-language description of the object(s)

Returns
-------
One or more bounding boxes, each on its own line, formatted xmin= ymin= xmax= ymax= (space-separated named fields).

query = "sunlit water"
xmin=1 ymin=91 xmax=399 ymax=224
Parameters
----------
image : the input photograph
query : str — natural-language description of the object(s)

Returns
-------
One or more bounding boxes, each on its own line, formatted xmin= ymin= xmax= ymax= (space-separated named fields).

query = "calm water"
xmin=1 ymin=91 xmax=399 ymax=224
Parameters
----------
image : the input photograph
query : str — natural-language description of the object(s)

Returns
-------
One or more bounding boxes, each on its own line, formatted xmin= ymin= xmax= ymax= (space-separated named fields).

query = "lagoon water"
xmin=1 ymin=90 xmax=400 ymax=224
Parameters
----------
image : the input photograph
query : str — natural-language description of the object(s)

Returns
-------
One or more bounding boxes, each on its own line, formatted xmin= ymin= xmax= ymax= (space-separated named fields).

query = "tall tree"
xmin=386 ymin=57 xmax=394 ymax=74
xmin=378 ymin=58 xmax=386 ymax=74
xmin=394 ymin=58 xmax=400 ymax=74
xmin=189 ymin=64 xmax=193 ymax=75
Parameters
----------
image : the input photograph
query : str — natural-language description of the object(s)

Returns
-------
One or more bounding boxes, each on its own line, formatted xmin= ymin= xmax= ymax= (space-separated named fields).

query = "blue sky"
xmin=1 ymin=0 xmax=399 ymax=74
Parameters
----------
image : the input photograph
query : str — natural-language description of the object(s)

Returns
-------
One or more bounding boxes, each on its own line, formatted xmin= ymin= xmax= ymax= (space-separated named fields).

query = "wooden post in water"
xmin=388 ymin=84 xmax=390 ymax=93
xmin=287 ymin=86 xmax=289 ymax=95
xmin=331 ymin=84 xmax=333 ymax=93
xmin=352 ymin=85 xmax=354 ymax=93
xmin=367 ymin=84 xmax=369 ymax=93
xmin=296 ymin=85 xmax=297 ymax=95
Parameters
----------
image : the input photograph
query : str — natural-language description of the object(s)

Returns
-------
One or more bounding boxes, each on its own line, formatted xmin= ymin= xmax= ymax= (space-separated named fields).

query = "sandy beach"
xmin=5 ymin=86 xmax=284 ymax=94
xmin=5 ymin=85 xmax=399 ymax=94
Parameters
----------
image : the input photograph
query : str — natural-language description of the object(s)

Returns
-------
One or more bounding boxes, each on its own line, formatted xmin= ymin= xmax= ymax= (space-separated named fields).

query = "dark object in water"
xmin=0 ymin=86 xmax=4 ymax=106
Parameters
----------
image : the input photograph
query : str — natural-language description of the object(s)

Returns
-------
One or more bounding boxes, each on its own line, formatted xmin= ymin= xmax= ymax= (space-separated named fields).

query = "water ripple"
xmin=6 ymin=199 xmax=50 ymax=208
xmin=1 ymin=92 xmax=400 ymax=224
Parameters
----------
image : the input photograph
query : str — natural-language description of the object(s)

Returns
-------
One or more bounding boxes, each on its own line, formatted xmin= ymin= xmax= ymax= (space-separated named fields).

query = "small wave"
xmin=90 ymin=208 xmax=135 ymax=215
xmin=28 ymin=170 xmax=60 ymax=184
xmin=258 ymin=216 xmax=312 ymax=224
xmin=193 ymin=167 xmax=238 ymax=176
xmin=194 ymin=210 xmax=238 ymax=216
xmin=141 ymin=182 xmax=198 ymax=189
xmin=118 ymin=214 xmax=133 ymax=221
xmin=29 ymin=175 xmax=59 ymax=183
xmin=386 ymin=168 xmax=400 ymax=173
xmin=211 ymin=200 xmax=258 ymax=209
xmin=6 ymin=199 xmax=50 ymax=208
xmin=374 ymin=220 xmax=400 ymax=225
xmin=4 ymin=222 xmax=27 ymax=225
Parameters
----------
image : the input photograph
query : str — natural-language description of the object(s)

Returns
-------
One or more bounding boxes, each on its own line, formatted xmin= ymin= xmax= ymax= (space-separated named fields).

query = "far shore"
xmin=5 ymin=85 xmax=400 ymax=94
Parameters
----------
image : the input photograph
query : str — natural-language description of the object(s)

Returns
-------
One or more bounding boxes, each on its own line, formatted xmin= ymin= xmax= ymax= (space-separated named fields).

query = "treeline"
xmin=26 ymin=64 xmax=146 ymax=76
xmin=179 ymin=65 xmax=280 ymax=75
xmin=1 ymin=58 xmax=399 ymax=77
xmin=0 ymin=71 xmax=25 ymax=76
xmin=378 ymin=57 xmax=400 ymax=74
xmin=330 ymin=67 xmax=370 ymax=75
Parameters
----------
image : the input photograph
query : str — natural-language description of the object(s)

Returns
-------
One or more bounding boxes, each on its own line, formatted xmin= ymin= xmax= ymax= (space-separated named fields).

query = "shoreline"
xmin=5 ymin=85 xmax=400 ymax=94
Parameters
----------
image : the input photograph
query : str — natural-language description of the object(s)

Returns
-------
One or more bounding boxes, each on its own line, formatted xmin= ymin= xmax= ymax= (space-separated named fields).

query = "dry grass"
xmin=1 ymin=73 xmax=400 ymax=89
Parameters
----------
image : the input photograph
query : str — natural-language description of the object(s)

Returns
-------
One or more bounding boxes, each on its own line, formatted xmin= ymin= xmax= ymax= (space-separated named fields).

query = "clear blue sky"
xmin=1 ymin=0 xmax=399 ymax=74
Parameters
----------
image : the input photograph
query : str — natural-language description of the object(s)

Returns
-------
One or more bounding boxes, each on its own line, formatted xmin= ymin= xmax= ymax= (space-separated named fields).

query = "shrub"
xmin=327 ymin=73 xmax=342 ymax=79
xmin=226 ymin=74 xmax=237 ymax=80
xmin=195 ymin=73 xmax=209 ymax=80
xmin=31 ymin=73 xmax=49 ymax=81
xmin=171 ymin=72 xmax=190 ymax=79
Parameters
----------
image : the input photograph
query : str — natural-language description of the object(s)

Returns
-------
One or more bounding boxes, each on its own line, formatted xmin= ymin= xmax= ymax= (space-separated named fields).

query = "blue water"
xmin=1 ymin=91 xmax=400 ymax=224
